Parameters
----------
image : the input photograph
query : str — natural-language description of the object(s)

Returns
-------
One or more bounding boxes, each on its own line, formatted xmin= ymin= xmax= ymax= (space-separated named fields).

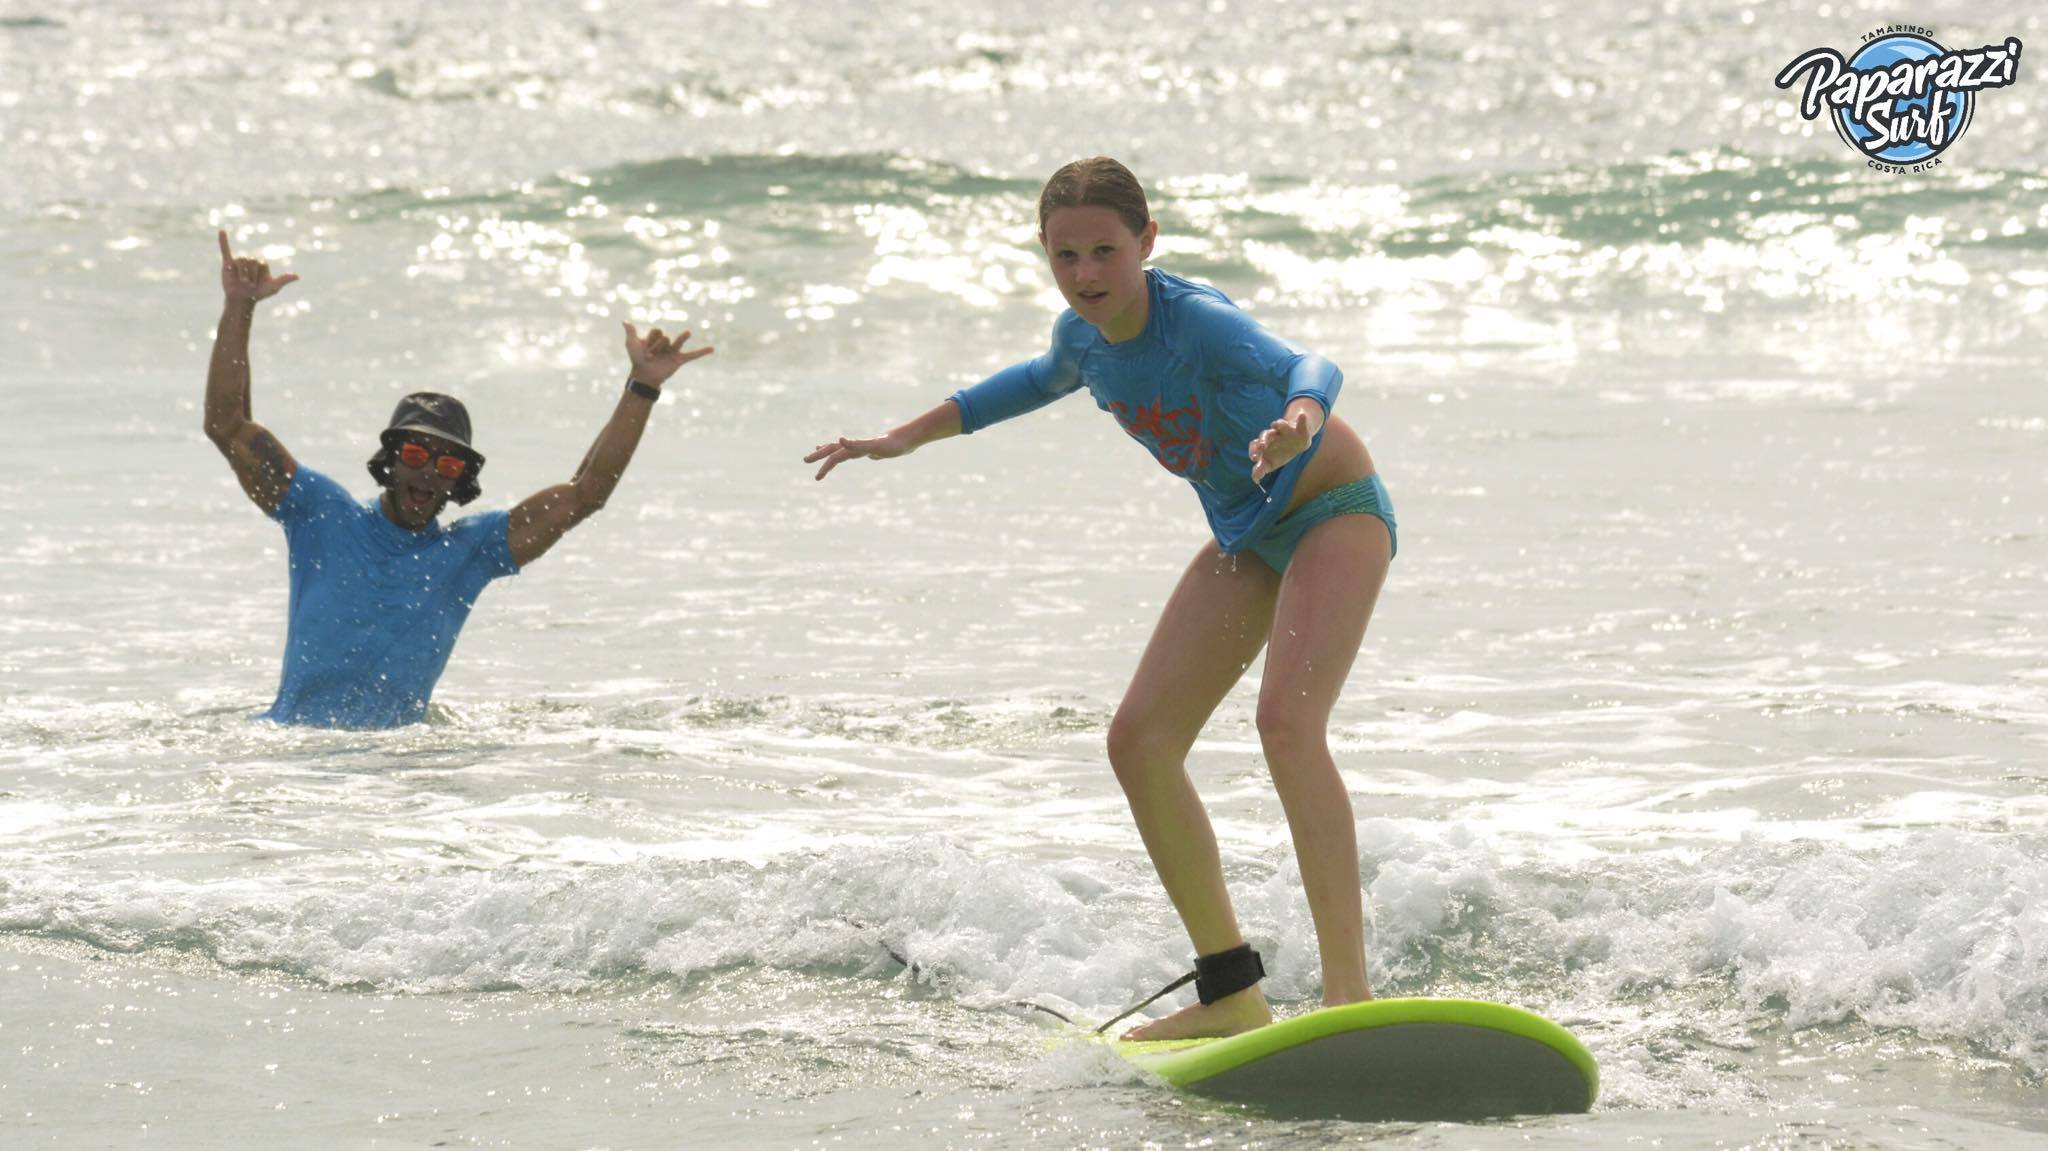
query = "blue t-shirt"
xmin=262 ymin=467 xmax=520 ymax=728
xmin=948 ymin=268 xmax=1343 ymax=553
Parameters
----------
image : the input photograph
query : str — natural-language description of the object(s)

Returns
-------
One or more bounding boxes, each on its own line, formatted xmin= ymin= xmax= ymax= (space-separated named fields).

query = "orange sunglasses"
xmin=398 ymin=441 xmax=470 ymax=480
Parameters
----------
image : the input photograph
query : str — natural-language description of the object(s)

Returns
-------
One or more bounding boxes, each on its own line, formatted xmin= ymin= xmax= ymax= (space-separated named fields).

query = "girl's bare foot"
xmin=1121 ymin=986 xmax=1272 ymax=1041
xmin=1323 ymin=979 xmax=1373 ymax=1009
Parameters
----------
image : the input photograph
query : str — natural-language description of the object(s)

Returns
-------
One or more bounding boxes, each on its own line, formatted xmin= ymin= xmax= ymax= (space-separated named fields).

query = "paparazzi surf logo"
xmin=1775 ymin=27 xmax=2022 ymax=173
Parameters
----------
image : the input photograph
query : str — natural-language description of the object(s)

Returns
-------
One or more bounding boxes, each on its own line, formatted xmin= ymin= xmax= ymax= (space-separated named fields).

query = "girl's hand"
xmin=1249 ymin=404 xmax=1319 ymax=483
xmin=805 ymin=432 xmax=913 ymax=480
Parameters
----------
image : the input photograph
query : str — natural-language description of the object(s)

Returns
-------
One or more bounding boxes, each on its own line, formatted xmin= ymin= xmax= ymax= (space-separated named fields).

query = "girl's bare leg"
xmin=1255 ymin=512 xmax=1391 ymax=1006
xmin=1110 ymin=541 xmax=1279 ymax=1041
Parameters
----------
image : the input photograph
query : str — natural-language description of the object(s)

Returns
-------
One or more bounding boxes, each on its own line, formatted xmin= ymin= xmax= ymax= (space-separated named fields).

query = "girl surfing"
xmin=806 ymin=158 xmax=1396 ymax=1040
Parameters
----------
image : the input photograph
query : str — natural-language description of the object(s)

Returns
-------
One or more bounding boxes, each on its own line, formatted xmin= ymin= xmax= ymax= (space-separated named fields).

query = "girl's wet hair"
xmin=1038 ymin=157 xmax=1151 ymax=239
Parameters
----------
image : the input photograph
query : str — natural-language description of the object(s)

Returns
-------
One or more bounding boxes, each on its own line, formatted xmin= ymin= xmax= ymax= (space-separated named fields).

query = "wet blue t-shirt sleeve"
xmin=947 ymin=312 xmax=1088 ymax=433
xmin=449 ymin=510 xmax=521 ymax=583
xmin=267 ymin=465 xmax=357 ymax=527
xmin=1181 ymin=293 xmax=1344 ymax=417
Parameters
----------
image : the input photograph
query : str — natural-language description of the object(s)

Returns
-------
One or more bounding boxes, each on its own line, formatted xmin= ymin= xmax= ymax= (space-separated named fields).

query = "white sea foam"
xmin=5 ymin=824 xmax=2042 ymax=1073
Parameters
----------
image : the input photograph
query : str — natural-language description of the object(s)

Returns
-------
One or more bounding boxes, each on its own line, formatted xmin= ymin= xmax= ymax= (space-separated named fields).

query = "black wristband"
xmin=626 ymin=377 xmax=661 ymax=401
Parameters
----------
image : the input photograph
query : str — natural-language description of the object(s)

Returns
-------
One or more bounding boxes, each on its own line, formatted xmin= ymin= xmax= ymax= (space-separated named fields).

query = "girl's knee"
xmin=1107 ymin=712 xmax=1189 ymax=789
xmin=1254 ymin=700 xmax=1326 ymax=764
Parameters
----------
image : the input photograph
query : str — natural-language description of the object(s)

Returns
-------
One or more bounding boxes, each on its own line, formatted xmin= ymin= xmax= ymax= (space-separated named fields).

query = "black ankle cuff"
xmin=1193 ymin=943 xmax=1265 ymax=1005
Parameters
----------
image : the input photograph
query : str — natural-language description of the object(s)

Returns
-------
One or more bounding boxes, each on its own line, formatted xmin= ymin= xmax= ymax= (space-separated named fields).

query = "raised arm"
xmin=507 ymin=323 xmax=713 ymax=568
xmin=204 ymin=229 xmax=301 ymax=512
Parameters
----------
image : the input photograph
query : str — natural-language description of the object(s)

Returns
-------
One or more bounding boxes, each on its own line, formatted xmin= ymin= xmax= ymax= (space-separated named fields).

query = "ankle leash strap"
xmin=1092 ymin=944 xmax=1267 ymax=1034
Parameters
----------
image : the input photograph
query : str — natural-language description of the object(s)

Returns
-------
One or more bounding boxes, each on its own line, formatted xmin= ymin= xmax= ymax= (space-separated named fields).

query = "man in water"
xmin=204 ymin=230 xmax=711 ymax=727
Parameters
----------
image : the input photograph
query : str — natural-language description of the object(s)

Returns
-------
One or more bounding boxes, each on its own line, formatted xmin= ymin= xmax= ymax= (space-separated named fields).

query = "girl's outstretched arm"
xmin=811 ymin=314 xmax=1082 ymax=479
xmin=805 ymin=400 xmax=962 ymax=480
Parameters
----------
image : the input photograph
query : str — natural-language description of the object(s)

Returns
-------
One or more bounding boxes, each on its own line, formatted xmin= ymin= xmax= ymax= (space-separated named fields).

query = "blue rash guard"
xmin=948 ymin=268 xmax=1342 ymax=554
xmin=262 ymin=466 xmax=520 ymax=728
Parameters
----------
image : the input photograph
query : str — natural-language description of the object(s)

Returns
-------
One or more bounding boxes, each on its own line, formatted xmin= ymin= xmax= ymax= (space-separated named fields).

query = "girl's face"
xmin=1040 ymin=205 xmax=1157 ymax=343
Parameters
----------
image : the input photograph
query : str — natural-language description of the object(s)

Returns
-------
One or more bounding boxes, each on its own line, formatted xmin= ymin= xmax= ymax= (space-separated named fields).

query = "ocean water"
xmin=3 ymin=0 xmax=2046 ymax=1146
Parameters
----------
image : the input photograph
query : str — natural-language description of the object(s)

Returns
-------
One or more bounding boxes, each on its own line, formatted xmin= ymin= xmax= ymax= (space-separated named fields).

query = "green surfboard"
xmin=1115 ymin=998 xmax=1597 ymax=1121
